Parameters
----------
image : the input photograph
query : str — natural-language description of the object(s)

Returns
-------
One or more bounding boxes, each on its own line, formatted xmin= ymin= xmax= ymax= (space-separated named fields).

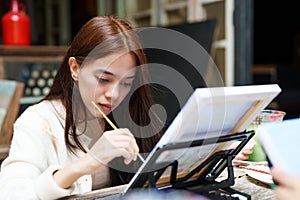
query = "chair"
xmin=0 ymin=80 xmax=24 ymax=161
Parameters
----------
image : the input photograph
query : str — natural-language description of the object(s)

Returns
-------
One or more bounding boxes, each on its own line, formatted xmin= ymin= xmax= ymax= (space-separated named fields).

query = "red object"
xmin=1 ymin=0 xmax=30 ymax=45
xmin=238 ymin=165 xmax=270 ymax=175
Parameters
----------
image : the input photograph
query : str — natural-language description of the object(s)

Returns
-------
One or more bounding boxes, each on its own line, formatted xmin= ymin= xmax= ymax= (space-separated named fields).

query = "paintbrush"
xmin=91 ymin=101 xmax=145 ymax=163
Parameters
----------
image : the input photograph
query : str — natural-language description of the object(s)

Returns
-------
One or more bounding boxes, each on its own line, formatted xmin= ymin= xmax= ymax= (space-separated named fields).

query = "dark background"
xmin=253 ymin=1 xmax=300 ymax=119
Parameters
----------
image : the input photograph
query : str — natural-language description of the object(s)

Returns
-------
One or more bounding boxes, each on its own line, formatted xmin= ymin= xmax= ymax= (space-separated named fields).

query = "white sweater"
xmin=0 ymin=100 xmax=93 ymax=200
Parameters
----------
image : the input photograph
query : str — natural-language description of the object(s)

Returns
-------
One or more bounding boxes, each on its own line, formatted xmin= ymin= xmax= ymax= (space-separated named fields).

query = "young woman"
xmin=0 ymin=16 xmax=163 ymax=199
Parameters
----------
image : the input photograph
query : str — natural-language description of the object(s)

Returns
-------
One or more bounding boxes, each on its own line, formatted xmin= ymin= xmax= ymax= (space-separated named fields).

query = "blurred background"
xmin=1 ymin=0 xmax=300 ymax=119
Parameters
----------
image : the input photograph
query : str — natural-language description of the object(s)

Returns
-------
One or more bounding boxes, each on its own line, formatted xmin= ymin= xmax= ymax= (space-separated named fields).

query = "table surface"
xmin=61 ymin=167 xmax=276 ymax=200
xmin=230 ymin=168 xmax=276 ymax=200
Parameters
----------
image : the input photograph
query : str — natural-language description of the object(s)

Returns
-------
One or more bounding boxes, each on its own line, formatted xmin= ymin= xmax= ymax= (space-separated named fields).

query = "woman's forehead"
xmin=83 ymin=52 xmax=137 ymax=77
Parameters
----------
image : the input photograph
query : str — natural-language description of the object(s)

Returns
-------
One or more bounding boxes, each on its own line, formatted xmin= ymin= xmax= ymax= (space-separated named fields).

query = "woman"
xmin=0 ymin=16 xmax=163 ymax=199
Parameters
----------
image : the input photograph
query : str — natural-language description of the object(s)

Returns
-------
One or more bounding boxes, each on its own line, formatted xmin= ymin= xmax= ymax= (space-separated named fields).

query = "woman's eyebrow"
xmin=96 ymin=69 xmax=114 ymax=76
xmin=96 ymin=69 xmax=135 ymax=79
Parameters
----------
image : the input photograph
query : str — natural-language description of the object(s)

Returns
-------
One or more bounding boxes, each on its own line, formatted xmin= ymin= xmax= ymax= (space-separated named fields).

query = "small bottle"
xmin=1 ymin=0 xmax=31 ymax=45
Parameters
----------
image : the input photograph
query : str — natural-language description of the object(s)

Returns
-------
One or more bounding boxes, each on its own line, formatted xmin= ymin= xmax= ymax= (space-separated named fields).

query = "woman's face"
xmin=72 ymin=52 xmax=137 ymax=118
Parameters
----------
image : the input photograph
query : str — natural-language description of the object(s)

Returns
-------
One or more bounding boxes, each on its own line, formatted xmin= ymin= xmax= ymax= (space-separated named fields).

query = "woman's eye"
xmin=97 ymin=77 xmax=109 ymax=83
xmin=120 ymin=82 xmax=132 ymax=87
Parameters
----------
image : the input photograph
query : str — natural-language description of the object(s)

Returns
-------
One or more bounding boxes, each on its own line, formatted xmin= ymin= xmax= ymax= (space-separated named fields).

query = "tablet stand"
xmin=128 ymin=131 xmax=254 ymax=200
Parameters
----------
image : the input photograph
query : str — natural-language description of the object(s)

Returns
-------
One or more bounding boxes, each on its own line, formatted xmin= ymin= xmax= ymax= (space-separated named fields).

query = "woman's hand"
xmin=53 ymin=128 xmax=139 ymax=189
xmin=271 ymin=168 xmax=300 ymax=200
xmin=231 ymin=139 xmax=256 ymax=163
xmin=234 ymin=146 xmax=254 ymax=161
xmin=89 ymin=128 xmax=140 ymax=165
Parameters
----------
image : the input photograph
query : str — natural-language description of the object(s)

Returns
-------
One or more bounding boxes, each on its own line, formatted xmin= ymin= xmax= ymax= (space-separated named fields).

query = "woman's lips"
xmin=99 ymin=103 xmax=112 ymax=112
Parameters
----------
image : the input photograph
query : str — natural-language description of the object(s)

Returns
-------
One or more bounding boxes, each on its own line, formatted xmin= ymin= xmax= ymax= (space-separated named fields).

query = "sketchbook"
xmin=256 ymin=118 xmax=300 ymax=177
xmin=122 ymin=84 xmax=281 ymax=193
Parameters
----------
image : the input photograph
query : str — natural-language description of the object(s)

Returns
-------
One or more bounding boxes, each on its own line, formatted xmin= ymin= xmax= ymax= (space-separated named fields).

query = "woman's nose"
xmin=105 ymin=84 xmax=120 ymax=99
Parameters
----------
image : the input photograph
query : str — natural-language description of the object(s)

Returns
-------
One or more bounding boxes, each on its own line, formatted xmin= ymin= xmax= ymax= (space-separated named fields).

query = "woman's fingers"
xmin=231 ymin=139 xmax=256 ymax=162
xmin=103 ymin=129 xmax=139 ymax=164
xmin=272 ymin=168 xmax=299 ymax=188
xmin=109 ymin=133 xmax=139 ymax=153
xmin=275 ymin=187 xmax=290 ymax=200
xmin=234 ymin=153 xmax=249 ymax=161
xmin=272 ymin=168 xmax=300 ymax=200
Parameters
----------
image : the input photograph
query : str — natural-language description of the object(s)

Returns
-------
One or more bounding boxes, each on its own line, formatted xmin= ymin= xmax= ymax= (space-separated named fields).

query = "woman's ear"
xmin=69 ymin=57 xmax=79 ymax=81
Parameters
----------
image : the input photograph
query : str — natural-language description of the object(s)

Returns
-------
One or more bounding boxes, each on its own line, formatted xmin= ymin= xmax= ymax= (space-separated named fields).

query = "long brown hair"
xmin=43 ymin=16 xmax=163 ymax=183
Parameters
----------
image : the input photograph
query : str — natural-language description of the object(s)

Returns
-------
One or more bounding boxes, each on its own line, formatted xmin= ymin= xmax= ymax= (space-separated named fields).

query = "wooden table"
xmin=61 ymin=167 xmax=276 ymax=200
